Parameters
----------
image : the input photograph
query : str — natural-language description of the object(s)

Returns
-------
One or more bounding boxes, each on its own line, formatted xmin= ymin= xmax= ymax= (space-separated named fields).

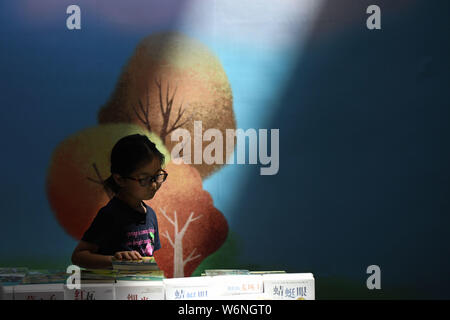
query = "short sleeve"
xmin=81 ymin=209 xmax=112 ymax=247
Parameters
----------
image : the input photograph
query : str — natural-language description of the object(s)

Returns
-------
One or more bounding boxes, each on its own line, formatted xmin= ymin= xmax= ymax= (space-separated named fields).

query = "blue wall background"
xmin=1 ymin=0 xmax=449 ymax=299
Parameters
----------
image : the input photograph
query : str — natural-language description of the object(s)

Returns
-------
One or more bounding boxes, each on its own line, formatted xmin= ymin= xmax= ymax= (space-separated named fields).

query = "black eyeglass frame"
xmin=122 ymin=169 xmax=168 ymax=187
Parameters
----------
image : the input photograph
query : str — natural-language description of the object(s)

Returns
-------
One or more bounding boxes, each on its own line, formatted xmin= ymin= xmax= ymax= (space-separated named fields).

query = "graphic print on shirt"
xmin=126 ymin=228 xmax=155 ymax=257
xmin=144 ymin=231 xmax=156 ymax=256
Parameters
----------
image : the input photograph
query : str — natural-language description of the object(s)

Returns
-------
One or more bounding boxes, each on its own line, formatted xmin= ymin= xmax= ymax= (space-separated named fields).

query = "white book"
xmin=64 ymin=283 xmax=115 ymax=300
xmin=0 ymin=284 xmax=14 ymax=300
xmin=13 ymin=284 xmax=64 ymax=300
xmin=205 ymin=293 xmax=272 ymax=300
xmin=262 ymin=273 xmax=315 ymax=300
xmin=115 ymin=280 xmax=165 ymax=300
xmin=212 ymin=275 xmax=264 ymax=296
xmin=164 ymin=276 xmax=215 ymax=300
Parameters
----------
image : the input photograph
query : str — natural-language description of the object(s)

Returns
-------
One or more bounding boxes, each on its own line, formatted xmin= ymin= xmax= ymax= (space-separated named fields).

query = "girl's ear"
xmin=112 ymin=173 xmax=125 ymax=187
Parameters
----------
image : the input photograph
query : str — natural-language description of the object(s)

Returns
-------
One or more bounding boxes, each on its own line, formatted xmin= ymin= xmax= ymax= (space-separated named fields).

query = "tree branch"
xmin=183 ymin=248 xmax=201 ymax=267
xmin=159 ymin=207 xmax=175 ymax=226
xmin=162 ymin=230 xmax=174 ymax=248
xmin=166 ymin=104 xmax=195 ymax=136
xmin=167 ymin=84 xmax=178 ymax=115
xmin=171 ymin=102 xmax=185 ymax=128
xmin=174 ymin=210 xmax=178 ymax=236
xmin=180 ymin=212 xmax=202 ymax=238
xmin=132 ymin=101 xmax=148 ymax=126
xmin=139 ymin=99 xmax=149 ymax=120
xmin=132 ymin=85 xmax=152 ymax=133
xmin=146 ymin=85 xmax=150 ymax=118
xmin=155 ymin=78 xmax=165 ymax=116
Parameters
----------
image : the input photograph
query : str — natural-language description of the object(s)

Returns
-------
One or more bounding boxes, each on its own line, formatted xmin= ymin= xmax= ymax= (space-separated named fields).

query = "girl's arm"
xmin=71 ymin=240 xmax=113 ymax=269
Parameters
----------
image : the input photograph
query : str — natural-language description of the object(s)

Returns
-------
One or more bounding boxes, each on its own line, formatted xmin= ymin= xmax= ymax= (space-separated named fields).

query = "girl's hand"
xmin=114 ymin=251 xmax=142 ymax=261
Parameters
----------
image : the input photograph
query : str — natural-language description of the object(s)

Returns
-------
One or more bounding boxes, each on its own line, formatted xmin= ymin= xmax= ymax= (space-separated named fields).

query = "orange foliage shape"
xmin=147 ymin=160 xmax=228 ymax=278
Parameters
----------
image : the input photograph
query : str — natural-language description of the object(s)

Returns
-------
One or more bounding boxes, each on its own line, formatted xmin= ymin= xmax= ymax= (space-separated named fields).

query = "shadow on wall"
xmin=228 ymin=0 xmax=450 ymax=299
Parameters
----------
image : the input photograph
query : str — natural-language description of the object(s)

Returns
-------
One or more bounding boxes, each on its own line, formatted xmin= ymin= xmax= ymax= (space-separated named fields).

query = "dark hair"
xmin=104 ymin=134 xmax=165 ymax=194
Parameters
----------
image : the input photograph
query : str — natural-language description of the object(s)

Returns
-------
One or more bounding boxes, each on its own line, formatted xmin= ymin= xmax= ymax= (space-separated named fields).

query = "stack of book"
xmin=0 ymin=268 xmax=28 ymax=285
xmin=200 ymin=269 xmax=287 ymax=276
xmin=115 ymin=270 xmax=164 ymax=281
xmin=249 ymin=271 xmax=286 ymax=275
xmin=202 ymin=269 xmax=250 ymax=276
xmin=80 ymin=269 xmax=117 ymax=284
xmin=69 ymin=257 xmax=164 ymax=284
xmin=21 ymin=269 xmax=68 ymax=284
xmin=112 ymin=256 xmax=164 ymax=281
xmin=196 ymin=269 xmax=287 ymax=299
xmin=111 ymin=256 xmax=159 ymax=270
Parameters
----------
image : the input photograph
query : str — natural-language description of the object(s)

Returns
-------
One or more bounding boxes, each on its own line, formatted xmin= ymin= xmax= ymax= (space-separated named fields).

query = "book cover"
xmin=115 ymin=270 xmax=165 ymax=281
xmin=22 ymin=269 xmax=68 ymax=284
xmin=204 ymin=269 xmax=250 ymax=276
xmin=0 ymin=267 xmax=28 ymax=285
xmin=112 ymin=257 xmax=160 ymax=271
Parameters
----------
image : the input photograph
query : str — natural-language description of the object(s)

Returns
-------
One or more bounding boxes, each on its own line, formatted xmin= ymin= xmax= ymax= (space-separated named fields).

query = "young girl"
xmin=71 ymin=134 xmax=168 ymax=269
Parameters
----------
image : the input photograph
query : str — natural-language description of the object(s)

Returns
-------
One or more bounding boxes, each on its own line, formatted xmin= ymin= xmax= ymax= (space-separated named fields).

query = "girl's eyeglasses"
xmin=123 ymin=169 xmax=168 ymax=187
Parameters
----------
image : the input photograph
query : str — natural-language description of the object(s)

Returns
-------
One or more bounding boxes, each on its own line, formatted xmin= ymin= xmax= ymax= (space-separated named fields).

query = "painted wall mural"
xmin=1 ymin=0 xmax=450 ymax=299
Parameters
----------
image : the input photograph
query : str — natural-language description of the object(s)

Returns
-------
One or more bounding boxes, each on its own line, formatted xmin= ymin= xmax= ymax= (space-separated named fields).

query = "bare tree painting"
xmin=132 ymin=78 xmax=195 ymax=145
xmin=159 ymin=207 xmax=202 ymax=278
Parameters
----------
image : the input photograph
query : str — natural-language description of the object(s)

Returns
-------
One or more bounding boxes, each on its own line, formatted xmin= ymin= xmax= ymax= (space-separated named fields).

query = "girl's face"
xmin=117 ymin=158 xmax=164 ymax=201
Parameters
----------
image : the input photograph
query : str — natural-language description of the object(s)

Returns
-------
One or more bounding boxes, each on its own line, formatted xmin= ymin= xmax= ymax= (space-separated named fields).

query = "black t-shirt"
xmin=81 ymin=196 xmax=161 ymax=256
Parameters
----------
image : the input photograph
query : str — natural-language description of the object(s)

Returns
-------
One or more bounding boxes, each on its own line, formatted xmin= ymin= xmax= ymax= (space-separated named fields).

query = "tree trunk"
xmin=173 ymin=236 xmax=184 ymax=278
